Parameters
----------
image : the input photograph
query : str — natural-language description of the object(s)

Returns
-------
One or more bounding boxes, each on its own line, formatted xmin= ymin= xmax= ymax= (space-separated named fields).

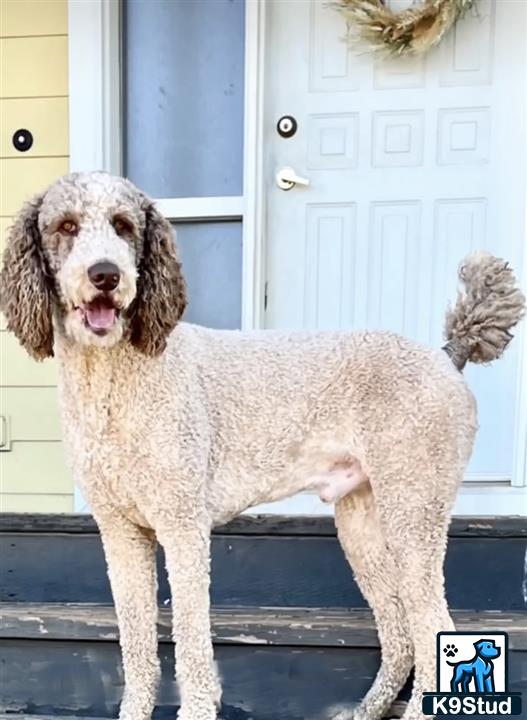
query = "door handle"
xmin=276 ymin=167 xmax=310 ymax=191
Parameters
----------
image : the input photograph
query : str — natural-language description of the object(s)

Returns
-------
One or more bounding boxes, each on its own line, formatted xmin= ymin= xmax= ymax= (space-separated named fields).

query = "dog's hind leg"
xmin=332 ymin=486 xmax=413 ymax=720
xmin=372 ymin=461 xmax=460 ymax=720
xmin=450 ymin=667 xmax=461 ymax=693
xmin=463 ymin=675 xmax=474 ymax=693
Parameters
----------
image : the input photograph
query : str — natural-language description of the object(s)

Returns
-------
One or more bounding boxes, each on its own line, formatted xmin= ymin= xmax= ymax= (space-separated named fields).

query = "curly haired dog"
xmin=1 ymin=172 xmax=524 ymax=720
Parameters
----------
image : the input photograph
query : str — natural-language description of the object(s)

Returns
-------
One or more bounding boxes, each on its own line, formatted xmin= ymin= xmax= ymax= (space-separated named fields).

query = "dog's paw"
xmin=329 ymin=710 xmax=353 ymax=720
xmin=443 ymin=643 xmax=458 ymax=658
xmin=177 ymin=710 xmax=217 ymax=720
xmin=177 ymin=699 xmax=218 ymax=720
xmin=328 ymin=707 xmax=364 ymax=720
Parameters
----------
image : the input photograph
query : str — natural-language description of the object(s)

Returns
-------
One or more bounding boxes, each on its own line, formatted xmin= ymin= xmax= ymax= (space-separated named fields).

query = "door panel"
xmin=264 ymin=0 xmax=526 ymax=481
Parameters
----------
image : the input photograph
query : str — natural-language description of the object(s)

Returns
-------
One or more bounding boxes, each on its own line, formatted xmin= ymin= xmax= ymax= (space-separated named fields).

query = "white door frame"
xmin=68 ymin=0 xmax=526 ymax=514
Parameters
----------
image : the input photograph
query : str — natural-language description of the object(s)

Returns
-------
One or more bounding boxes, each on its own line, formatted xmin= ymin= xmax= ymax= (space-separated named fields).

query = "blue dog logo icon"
xmin=448 ymin=639 xmax=501 ymax=693
xmin=422 ymin=631 xmax=523 ymax=715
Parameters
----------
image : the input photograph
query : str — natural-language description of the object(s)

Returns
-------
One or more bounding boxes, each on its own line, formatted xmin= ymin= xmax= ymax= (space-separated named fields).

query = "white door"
xmin=263 ymin=0 xmax=526 ymax=489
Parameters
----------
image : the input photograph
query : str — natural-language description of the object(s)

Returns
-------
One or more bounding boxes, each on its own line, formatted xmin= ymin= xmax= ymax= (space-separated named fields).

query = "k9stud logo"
xmin=422 ymin=632 xmax=522 ymax=716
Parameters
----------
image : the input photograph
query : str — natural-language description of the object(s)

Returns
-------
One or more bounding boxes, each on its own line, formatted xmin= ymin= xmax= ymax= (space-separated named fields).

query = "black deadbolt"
xmin=12 ymin=129 xmax=33 ymax=152
xmin=277 ymin=115 xmax=297 ymax=138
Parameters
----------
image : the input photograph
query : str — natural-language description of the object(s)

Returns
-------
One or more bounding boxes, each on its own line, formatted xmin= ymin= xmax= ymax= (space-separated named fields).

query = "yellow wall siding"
xmin=1 ymin=334 xmax=58 ymax=386
xmin=0 ymin=217 xmax=11 ymax=254
xmin=0 ymin=0 xmax=72 ymax=513
xmin=1 ymin=494 xmax=74 ymax=513
xmin=1 ymin=157 xmax=69 ymax=215
xmin=1 ymin=36 xmax=69 ymax=97
xmin=1 ymin=0 xmax=68 ymax=37
xmin=1 ymin=98 xmax=69 ymax=157
xmin=2 ymin=443 xmax=71 ymax=494
xmin=1 ymin=388 xmax=61 ymax=441
xmin=0 ymin=218 xmax=9 ymax=332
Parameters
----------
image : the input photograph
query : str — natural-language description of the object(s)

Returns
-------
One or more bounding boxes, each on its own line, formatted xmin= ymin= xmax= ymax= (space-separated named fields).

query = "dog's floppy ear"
xmin=0 ymin=194 xmax=54 ymax=360
xmin=128 ymin=202 xmax=187 ymax=357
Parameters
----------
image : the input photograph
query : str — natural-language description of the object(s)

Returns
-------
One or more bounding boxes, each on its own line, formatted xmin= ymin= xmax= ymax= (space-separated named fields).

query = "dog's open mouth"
xmin=77 ymin=297 xmax=120 ymax=335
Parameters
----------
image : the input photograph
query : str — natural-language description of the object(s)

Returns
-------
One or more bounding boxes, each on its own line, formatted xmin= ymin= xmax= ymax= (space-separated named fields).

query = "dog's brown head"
xmin=0 ymin=172 xmax=187 ymax=359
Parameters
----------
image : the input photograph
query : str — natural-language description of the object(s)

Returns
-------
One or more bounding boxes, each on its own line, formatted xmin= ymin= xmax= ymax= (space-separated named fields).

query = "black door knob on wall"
xmin=12 ymin=129 xmax=33 ymax=152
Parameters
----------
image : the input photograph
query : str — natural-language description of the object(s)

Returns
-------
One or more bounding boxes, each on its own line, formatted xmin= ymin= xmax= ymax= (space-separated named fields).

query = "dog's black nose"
xmin=88 ymin=261 xmax=120 ymax=292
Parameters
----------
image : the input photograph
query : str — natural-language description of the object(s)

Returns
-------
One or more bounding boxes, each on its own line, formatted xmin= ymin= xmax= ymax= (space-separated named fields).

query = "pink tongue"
xmin=86 ymin=305 xmax=116 ymax=330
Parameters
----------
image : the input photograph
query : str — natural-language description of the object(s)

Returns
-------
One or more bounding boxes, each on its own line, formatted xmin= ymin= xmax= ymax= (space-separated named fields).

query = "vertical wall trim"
xmin=242 ymin=0 xmax=266 ymax=330
xmin=511 ymin=34 xmax=527 ymax=488
xmin=68 ymin=0 xmax=122 ymax=174
xmin=68 ymin=0 xmax=122 ymax=510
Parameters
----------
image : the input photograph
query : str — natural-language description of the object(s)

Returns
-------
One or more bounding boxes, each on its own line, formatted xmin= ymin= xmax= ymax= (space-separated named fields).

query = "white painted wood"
xmin=263 ymin=0 xmax=527 ymax=491
xmin=155 ymin=197 xmax=243 ymax=222
xmin=512 ymin=323 xmax=527 ymax=486
xmin=69 ymin=0 xmax=120 ymax=513
xmin=249 ymin=484 xmax=527 ymax=518
xmin=102 ymin=0 xmax=122 ymax=175
xmin=511 ymin=53 xmax=527 ymax=489
xmin=68 ymin=0 xmax=121 ymax=174
xmin=242 ymin=0 xmax=267 ymax=331
xmin=74 ymin=486 xmax=88 ymax=514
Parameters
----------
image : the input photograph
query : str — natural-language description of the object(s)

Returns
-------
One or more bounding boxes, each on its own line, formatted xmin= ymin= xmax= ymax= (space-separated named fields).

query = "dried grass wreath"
xmin=335 ymin=0 xmax=477 ymax=56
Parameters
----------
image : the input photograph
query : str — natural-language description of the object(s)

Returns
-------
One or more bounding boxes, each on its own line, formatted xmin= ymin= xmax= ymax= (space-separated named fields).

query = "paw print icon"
xmin=443 ymin=644 xmax=458 ymax=658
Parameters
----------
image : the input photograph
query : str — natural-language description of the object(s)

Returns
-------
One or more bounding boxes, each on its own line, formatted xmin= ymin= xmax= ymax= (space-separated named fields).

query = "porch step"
xmin=2 ymin=603 xmax=526 ymax=648
xmin=2 ymin=514 xmax=526 ymax=610
xmin=0 ymin=715 xmax=407 ymax=720
xmin=1 ymin=603 xmax=526 ymax=719
xmin=0 ymin=709 xmax=408 ymax=720
xmin=1 ymin=708 xmax=406 ymax=720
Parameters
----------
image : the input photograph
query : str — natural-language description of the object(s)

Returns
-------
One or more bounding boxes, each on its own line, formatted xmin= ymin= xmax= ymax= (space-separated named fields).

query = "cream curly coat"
xmin=1 ymin=172 xmax=524 ymax=720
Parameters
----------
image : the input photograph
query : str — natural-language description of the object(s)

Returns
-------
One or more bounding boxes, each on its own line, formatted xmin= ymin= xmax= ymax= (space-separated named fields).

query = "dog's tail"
xmin=443 ymin=252 xmax=525 ymax=371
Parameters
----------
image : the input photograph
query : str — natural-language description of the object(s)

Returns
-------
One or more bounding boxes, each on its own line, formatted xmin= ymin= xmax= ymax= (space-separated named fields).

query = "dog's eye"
xmin=113 ymin=217 xmax=133 ymax=235
xmin=59 ymin=219 xmax=78 ymax=235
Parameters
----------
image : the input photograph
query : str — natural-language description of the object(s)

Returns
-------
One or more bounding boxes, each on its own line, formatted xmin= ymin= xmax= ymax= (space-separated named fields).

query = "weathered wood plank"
xmin=0 ymin=707 xmax=410 ymax=720
xmin=2 ymin=532 xmax=526 ymax=610
xmin=1 ymin=604 xmax=526 ymax=650
xmin=0 ymin=639 xmax=411 ymax=718
xmin=2 ymin=638 xmax=526 ymax=718
xmin=1 ymin=513 xmax=526 ymax=537
xmin=0 ymin=604 xmax=378 ymax=647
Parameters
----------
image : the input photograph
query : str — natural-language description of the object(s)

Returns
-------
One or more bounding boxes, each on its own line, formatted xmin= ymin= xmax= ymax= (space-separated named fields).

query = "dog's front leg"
xmin=97 ymin=514 xmax=160 ymax=720
xmin=157 ymin=517 xmax=220 ymax=720
xmin=474 ymin=669 xmax=487 ymax=693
